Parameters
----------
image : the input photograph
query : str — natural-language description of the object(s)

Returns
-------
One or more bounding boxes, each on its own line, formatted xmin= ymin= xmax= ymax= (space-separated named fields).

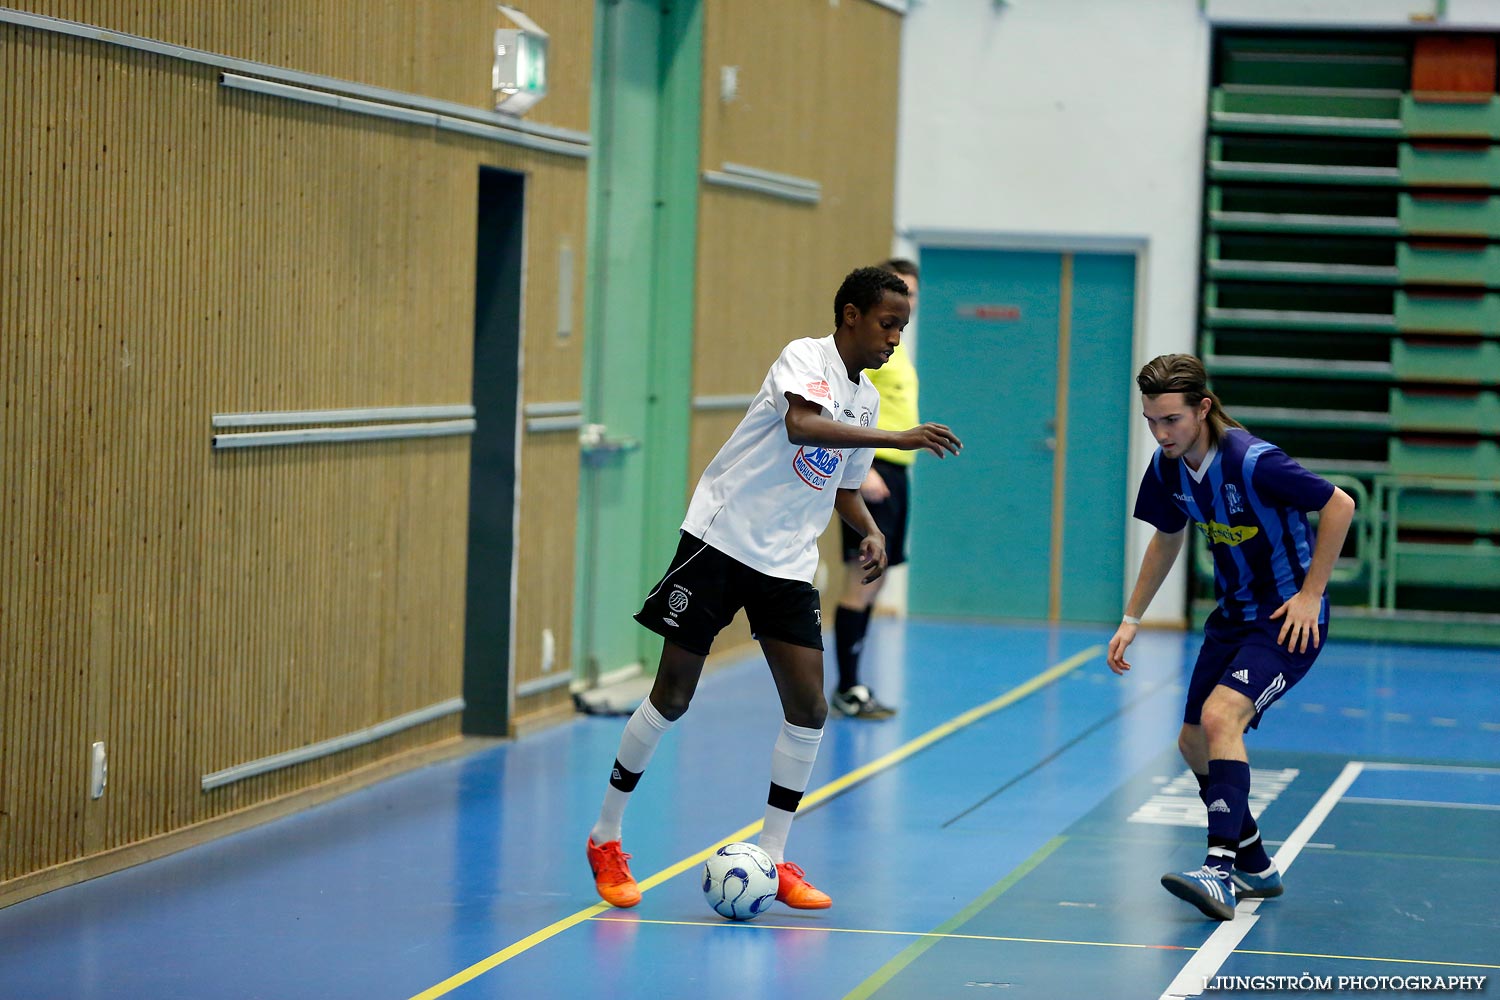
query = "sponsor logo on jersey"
xmin=793 ymin=445 xmax=843 ymax=490
xmin=1224 ymin=483 xmax=1245 ymax=515
xmin=805 ymin=379 xmax=831 ymax=400
xmin=1173 ymin=492 xmax=1193 ymax=504
xmin=1194 ymin=521 xmax=1260 ymax=546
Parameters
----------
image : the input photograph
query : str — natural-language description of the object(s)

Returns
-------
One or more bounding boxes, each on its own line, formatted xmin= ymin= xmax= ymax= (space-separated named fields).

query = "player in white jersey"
xmin=586 ymin=267 xmax=962 ymax=910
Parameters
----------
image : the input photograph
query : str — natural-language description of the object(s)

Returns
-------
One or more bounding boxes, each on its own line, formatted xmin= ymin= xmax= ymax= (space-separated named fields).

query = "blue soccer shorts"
xmin=1183 ymin=608 xmax=1326 ymax=731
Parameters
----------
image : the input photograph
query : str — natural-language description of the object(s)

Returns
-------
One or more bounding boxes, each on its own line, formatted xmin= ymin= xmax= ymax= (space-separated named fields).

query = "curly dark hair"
xmin=833 ymin=266 xmax=910 ymax=326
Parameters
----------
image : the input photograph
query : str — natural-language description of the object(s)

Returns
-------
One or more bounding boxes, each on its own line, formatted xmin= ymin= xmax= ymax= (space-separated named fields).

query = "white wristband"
xmin=1122 ymin=615 xmax=1141 ymax=626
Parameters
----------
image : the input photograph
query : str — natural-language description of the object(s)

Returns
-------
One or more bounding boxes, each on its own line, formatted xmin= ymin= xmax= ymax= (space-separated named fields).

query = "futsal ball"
xmin=702 ymin=842 xmax=778 ymax=921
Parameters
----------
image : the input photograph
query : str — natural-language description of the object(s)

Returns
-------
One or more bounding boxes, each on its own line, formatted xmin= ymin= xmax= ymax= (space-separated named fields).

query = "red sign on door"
xmin=957 ymin=305 xmax=1022 ymax=321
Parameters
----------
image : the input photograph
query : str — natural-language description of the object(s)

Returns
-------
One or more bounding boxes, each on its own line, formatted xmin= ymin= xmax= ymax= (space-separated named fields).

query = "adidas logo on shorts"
xmin=1232 ymin=668 xmax=1250 ymax=684
xmin=1207 ymin=798 xmax=1231 ymax=813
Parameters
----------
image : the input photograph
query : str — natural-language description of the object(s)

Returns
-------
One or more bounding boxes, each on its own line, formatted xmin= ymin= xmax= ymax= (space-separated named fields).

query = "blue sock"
xmin=1202 ymin=759 xmax=1251 ymax=878
xmin=1196 ymin=770 xmax=1271 ymax=873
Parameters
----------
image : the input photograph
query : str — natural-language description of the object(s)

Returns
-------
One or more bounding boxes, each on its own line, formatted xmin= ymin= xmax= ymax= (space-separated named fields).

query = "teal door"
xmin=908 ymin=248 xmax=1135 ymax=623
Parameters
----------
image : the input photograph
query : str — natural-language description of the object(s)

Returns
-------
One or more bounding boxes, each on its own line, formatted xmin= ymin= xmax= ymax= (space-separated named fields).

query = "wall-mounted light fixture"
xmin=493 ymin=5 xmax=548 ymax=116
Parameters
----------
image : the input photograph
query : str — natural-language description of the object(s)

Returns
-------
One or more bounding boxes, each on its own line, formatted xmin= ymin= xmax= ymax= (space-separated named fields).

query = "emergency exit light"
xmin=493 ymin=5 xmax=548 ymax=116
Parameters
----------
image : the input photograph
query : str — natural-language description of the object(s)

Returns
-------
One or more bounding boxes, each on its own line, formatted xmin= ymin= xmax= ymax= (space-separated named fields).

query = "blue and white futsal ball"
xmin=702 ymin=842 xmax=778 ymax=921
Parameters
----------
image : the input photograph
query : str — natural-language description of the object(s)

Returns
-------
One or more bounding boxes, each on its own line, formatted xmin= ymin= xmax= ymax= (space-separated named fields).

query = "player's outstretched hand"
xmin=897 ymin=423 xmax=962 ymax=458
xmin=1106 ymin=621 xmax=1137 ymax=676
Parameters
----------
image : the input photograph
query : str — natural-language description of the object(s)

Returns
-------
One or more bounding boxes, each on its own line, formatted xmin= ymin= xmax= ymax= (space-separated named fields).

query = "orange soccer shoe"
xmin=587 ymin=837 xmax=641 ymax=908
xmin=775 ymin=862 xmax=832 ymax=909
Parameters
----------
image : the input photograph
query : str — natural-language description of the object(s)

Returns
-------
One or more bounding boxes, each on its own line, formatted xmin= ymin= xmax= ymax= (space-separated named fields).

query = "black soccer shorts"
xmin=634 ymin=533 xmax=824 ymax=656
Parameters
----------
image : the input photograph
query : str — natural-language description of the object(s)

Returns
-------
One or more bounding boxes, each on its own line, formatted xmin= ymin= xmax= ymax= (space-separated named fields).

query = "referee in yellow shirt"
xmin=832 ymin=259 xmax=920 ymax=720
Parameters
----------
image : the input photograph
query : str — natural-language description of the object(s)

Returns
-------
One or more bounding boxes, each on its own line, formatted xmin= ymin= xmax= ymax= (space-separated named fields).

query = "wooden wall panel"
xmin=512 ymin=430 xmax=582 ymax=716
xmin=1 ymin=0 xmax=899 ymax=889
xmin=6 ymin=0 xmax=595 ymax=132
xmin=1 ymin=1 xmax=591 ymax=887
xmin=694 ymin=0 xmax=903 ymax=649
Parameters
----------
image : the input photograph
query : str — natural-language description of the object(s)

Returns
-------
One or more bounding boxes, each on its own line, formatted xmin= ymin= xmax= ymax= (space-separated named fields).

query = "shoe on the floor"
xmin=830 ymin=685 xmax=897 ymax=720
xmin=775 ymin=862 xmax=832 ymax=909
xmin=1231 ymin=863 xmax=1284 ymax=900
xmin=587 ymin=836 xmax=641 ymax=908
xmin=1161 ymin=866 xmax=1236 ymax=921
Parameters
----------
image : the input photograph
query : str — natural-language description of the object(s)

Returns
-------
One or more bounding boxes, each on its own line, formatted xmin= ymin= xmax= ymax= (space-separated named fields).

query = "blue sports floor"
xmin=2 ymin=620 xmax=1497 ymax=999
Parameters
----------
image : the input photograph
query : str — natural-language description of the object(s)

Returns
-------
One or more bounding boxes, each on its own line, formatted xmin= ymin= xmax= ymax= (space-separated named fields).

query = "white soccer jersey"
xmin=681 ymin=335 xmax=881 ymax=583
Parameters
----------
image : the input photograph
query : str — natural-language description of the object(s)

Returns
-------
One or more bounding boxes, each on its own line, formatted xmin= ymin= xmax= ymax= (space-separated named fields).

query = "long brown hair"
xmin=1136 ymin=353 xmax=1243 ymax=446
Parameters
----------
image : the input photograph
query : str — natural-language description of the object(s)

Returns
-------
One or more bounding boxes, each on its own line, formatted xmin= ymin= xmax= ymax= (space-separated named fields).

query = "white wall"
xmin=895 ymin=0 xmax=1211 ymax=624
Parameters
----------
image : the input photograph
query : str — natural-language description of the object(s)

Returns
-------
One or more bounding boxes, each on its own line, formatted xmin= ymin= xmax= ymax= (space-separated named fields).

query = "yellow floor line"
xmin=406 ymin=644 xmax=1103 ymax=1000
xmin=844 ymin=835 xmax=1068 ymax=1000
xmin=593 ymin=910 xmax=1190 ymax=952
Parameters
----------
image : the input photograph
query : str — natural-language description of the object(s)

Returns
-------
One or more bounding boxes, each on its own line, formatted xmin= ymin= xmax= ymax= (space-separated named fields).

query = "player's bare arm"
xmin=1269 ymin=486 xmax=1356 ymax=654
xmin=834 ymin=488 xmax=887 ymax=584
xmin=783 ymin=395 xmax=962 ymax=457
xmin=1107 ymin=527 xmax=1186 ymax=676
xmin=859 ymin=466 xmax=890 ymax=503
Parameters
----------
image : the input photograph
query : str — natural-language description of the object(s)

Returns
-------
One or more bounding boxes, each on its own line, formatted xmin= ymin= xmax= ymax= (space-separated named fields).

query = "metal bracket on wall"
xmin=201 ymin=697 xmax=465 ymax=791
xmin=524 ymin=401 xmax=582 ymax=433
xmin=210 ymin=404 xmax=476 ymax=450
xmin=702 ymin=163 xmax=821 ymax=204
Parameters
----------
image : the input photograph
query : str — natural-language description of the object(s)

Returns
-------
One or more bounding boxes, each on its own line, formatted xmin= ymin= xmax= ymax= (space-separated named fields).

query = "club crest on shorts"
xmin=668 ymin=585 xmax=691 ymax=613
xmin=792 ymin=446 xmax=842 ymax=490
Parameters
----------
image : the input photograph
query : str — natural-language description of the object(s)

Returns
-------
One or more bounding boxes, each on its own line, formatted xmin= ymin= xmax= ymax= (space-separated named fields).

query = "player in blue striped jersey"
xmin=1107 ymin=354 xmax=1356 ymax=921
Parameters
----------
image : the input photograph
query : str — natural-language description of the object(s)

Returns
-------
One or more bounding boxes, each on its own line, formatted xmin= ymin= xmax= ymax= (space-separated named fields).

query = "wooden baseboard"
xmin=0 ymin=734 xmax=489 ymax=910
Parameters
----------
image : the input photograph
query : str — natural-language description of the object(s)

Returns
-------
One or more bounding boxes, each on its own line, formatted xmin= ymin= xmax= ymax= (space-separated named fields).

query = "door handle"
xmin=579 ymin=423 xmax=641 ymax=465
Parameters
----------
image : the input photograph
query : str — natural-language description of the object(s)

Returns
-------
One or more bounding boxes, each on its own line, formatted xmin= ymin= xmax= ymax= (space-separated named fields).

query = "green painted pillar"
xmin=575 ymin=0 xmax=702 ymax=685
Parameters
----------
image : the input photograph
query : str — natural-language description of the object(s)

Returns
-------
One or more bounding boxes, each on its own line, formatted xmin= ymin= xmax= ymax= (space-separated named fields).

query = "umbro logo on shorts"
xmin=1232 ymin=669 xmax=1250 ymax=684
xmin=661 ymin=617 xmax=679 ymax=627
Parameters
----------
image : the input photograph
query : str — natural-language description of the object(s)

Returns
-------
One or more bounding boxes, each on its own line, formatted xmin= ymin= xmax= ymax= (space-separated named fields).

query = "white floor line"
xmin=1158 ymin=761 xmax=1366 ymax=1000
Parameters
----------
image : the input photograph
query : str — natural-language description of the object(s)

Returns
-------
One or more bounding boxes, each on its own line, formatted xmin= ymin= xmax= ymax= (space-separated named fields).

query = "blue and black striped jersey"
xmin=1134 ymin=429 xmax=1336 ymax=623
